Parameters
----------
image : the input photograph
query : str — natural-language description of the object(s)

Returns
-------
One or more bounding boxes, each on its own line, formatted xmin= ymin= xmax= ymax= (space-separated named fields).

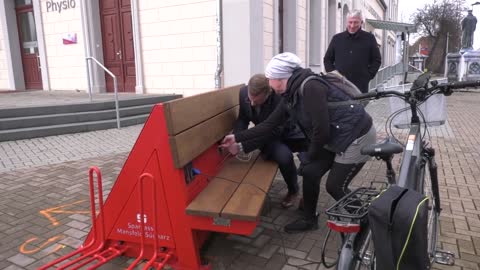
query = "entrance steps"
xmin=0 ymin=95 xmax=181 ymax=142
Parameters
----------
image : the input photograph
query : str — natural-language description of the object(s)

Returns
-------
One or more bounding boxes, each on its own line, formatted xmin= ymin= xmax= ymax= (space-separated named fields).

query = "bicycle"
xmin=320 ymin=73 xmax=480 ymax=270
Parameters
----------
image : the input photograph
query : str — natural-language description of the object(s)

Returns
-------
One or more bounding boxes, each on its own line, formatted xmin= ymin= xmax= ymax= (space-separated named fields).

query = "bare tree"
xmin=412 ymin=0 xmax=465 ymax=73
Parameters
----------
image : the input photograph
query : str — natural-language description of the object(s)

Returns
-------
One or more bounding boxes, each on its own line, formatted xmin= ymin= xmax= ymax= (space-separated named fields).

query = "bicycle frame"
xmin=396 ymin=109 xmax=441 ymax=262
xmin=326 ymin=72 xmax=480 ymax=269
xmin=396 ymin=95 xmax=427 ymax=191
xmin=334 ymin=95 xmax=442 ymax=270
xmin=397 ymin=124 xmax=423 ymax=190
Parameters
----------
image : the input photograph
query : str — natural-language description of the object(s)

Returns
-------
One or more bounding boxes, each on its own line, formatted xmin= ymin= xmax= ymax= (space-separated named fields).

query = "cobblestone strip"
xmin=0 ymin=125 xmax=142 ymax=173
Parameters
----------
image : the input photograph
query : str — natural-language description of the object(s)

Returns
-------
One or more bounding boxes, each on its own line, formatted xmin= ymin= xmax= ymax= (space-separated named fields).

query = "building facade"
xmin=0 ymin=0 xmax=398 ymax=96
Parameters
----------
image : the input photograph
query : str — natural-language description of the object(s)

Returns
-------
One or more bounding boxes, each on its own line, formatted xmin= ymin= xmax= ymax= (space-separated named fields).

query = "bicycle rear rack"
xmin=39 ymin=168 xmax=174 ymax=270
xmin=326 ymin=187 xmax=381 ymax=221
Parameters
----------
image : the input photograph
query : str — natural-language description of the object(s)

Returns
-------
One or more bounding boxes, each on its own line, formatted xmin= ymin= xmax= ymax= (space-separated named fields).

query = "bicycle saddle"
xmin=361 ymin=138 xmax=403 ymax=157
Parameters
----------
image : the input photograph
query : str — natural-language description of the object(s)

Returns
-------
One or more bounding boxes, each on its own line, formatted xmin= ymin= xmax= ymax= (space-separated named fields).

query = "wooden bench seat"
xmin=163 ymin=85 xmax=279 ymax=225
xmin=186 ymin=152 xmax=278 ymax=221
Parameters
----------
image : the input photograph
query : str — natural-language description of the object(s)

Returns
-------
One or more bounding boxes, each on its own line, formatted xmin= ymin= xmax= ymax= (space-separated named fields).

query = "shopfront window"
xmin=15 ymin=0 xmax=33 ymax=7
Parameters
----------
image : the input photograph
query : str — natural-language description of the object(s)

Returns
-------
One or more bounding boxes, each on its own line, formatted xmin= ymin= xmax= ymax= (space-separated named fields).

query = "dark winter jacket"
xmin=324 ymin=29 xmax=382 ymax=93
xmin=234 ymin=86 xmax=303 ymax=153
xmin=234 ymin=68 xmax=373 ymax=160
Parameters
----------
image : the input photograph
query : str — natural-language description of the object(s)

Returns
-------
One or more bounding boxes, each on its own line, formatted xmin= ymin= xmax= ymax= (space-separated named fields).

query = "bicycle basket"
xmin=386 ymin=78 xmax=448 ymax=129
xmin=325 ymin=187 xmax=381 ymax=222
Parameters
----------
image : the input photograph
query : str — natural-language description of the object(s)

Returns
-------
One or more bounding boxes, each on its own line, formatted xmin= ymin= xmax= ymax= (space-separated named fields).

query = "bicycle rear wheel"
xmin=353 ymin=230 xmax=376 ymax=270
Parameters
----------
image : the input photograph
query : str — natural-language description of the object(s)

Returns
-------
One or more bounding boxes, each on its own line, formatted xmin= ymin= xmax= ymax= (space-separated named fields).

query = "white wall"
xmin=40 ymin=0 xmax=87 ymax=91
xmin=223 ymin=0 xmax=251 ymax=87
xmin=138 ymin=0 xmax=217 ymax=97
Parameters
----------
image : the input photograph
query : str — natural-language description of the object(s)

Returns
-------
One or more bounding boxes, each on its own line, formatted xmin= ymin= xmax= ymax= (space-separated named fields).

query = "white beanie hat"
xmin=265 ymin=52 xmax=302 ymax=79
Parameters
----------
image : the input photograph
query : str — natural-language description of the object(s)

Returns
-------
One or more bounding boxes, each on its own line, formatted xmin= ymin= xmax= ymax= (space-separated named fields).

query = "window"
xmin=18 ymin=11 xmax=38 ymax=54
xmin=15 ymin=0 xmax=33 ymax=7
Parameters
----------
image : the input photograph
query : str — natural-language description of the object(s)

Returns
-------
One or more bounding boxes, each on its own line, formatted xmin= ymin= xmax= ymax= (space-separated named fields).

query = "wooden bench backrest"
xmin=163 ymin=85 xmax=243 ymax=168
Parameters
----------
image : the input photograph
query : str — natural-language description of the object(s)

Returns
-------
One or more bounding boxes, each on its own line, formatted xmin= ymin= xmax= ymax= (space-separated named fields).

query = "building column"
xmin=282 ymin=0 xmax=297 ymax=54
xmin=82 ymin=0 xmax=106 ymax=93
xmin=308 ymin=0 xmax=322 ymax=69
xmin=0 ymin=0 xmax=26 ymax=90
xmin=223 ymin=0 xmax=264 ymax=86
xmin=131 ymin=0 xmax=144 ymax=94
xmin=33 ymin=0 xmax=50 ymax=90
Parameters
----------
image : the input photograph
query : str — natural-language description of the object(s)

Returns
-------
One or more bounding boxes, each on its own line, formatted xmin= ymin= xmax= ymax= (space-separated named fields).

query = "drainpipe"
xmin=279 ymin=0 xmax=284 ymax=53
xmin=383 ymin=7 xmax=387 ymax=67
xmin=214 ymin=0 xmax=223 ymax=89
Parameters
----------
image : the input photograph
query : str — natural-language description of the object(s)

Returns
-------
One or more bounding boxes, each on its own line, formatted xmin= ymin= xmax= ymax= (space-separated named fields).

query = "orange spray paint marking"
xmin=20 ymin=236 xmax=65 ymax=255
xmin=39 ymin=200 xmax=89 ymax=226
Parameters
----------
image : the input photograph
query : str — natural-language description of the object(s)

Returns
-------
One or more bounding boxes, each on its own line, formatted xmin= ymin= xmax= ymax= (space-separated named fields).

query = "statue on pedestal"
xmin=461 ymin=10 xmax=477 ymax=50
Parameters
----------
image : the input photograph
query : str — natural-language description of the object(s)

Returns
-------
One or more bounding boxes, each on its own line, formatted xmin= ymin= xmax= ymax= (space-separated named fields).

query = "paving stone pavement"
xmin=0 ymin=92 xmax=479 ymax=270
xmin=0 ymin=125 xmax=142 ymax=173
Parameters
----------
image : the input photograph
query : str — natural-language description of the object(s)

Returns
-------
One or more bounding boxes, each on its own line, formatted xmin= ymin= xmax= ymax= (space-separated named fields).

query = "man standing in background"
xmin=324 ymin=10 xmax=382 ymax=93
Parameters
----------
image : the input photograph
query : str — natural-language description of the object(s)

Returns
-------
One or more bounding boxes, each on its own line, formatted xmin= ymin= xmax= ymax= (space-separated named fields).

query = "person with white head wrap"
xmin=221 ymin=52 xmax=376 ymax=233
xmin=265 ymin=52 xmax=302 ymax=80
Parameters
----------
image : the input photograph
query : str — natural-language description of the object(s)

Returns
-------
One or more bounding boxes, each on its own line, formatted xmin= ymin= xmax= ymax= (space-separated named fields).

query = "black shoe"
xmin=284 ymin=215 xmax=319 ymax=233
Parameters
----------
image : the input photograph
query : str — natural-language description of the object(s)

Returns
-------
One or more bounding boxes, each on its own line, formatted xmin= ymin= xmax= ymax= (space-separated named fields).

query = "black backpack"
xmin=368 ymin=185 xmax=430 ymax=270
xmin=299 ymin=71 xmax=362 ymax=99
xmin=291 ymin=71 xmax=365 ymax=144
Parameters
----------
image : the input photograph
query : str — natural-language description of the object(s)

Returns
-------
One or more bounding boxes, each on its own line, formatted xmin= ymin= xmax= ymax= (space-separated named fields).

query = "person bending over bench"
xmin=222 ymin=74 xmax=307 ymax=208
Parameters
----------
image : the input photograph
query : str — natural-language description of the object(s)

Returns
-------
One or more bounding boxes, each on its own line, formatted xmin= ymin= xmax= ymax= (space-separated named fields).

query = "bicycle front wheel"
xmin=423 ymin=157 xmax=440 ymax=264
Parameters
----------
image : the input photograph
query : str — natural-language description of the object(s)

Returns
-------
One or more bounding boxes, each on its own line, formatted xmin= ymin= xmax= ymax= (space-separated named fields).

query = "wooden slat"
xmin=220 ymin=185 xmax=267 ymax=221
xmin=241 ymin=157 xmax=278 ymax=193
xmin=185 ymin=152 xmax=259 ymax=218
xmin=185 ymin=178 xmax=238 ymax=217
xmin=163 ymin=85 xmax=243 ymax=135
xmin=169 ymin=106 xmax=239 ymax=168
xmin=215 ymin=152 xmax=259 ymax=183
xmin=221 ymin=159 xmax=279 ymax=221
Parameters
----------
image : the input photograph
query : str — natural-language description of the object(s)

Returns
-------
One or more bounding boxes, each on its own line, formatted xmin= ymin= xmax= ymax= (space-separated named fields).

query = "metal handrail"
xmin=408 ymin=64 xmax=423 ymax=73
xmin=369 ymin=62 xmax=404 ymax=91
xmin=86 ymin=57 xmax=120 ymax=129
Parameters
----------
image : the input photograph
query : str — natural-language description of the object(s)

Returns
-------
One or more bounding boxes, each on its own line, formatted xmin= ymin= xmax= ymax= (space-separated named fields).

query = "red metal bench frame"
xmin=40 ymin=103 xmax=260 ymax=270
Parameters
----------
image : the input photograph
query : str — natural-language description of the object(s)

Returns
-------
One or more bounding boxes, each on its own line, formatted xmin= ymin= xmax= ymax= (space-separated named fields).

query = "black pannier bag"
xmin=368 ymin=185 xmax=430 ymax=270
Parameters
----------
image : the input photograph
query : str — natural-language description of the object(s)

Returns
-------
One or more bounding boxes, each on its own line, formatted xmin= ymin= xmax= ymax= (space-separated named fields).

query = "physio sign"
xmin=46 ymin=0 xmax=76 ymax=13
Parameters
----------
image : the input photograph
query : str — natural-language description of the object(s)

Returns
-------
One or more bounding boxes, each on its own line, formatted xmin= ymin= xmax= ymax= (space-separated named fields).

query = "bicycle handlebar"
xmin=354 ymin=79 xmax=480 ymax=102
xmin=444 ymin=80 xmax=480 ymax=90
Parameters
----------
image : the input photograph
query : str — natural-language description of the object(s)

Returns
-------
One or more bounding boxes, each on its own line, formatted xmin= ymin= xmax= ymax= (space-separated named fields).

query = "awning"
xmin=365 ymin=19 xmax=417 ymax=33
